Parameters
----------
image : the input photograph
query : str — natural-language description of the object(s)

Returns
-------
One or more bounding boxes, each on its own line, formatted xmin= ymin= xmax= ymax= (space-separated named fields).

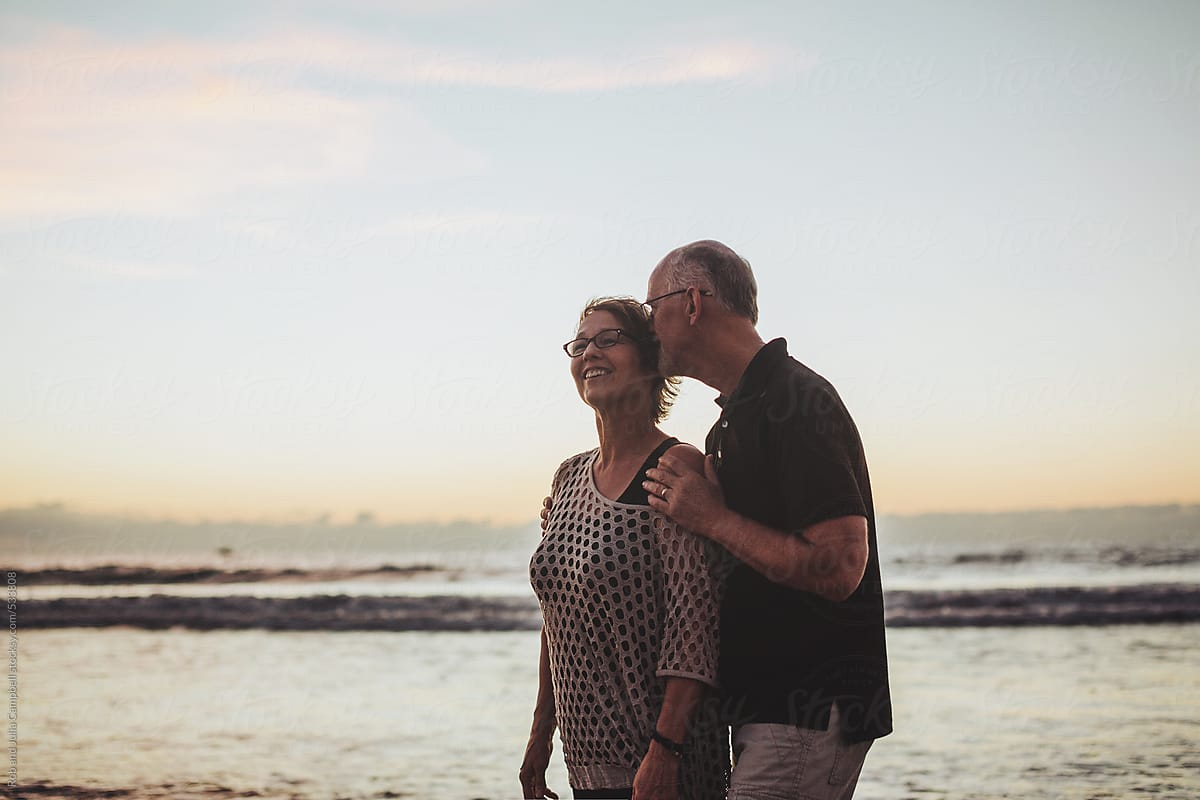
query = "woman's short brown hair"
xmin=577 ymin=296 xmax=680 ymax=422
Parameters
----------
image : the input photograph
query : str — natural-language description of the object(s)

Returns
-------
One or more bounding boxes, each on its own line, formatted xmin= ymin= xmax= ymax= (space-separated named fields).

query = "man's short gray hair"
xmin=659 ymin=240 xmax=758 ymax=325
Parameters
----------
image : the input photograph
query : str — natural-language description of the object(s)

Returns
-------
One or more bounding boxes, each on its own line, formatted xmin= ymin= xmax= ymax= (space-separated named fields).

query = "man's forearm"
xmin=700 ymin=507 xmax=867 ymax=601
xmin=642 ymin=452 xmax=868 ymax=600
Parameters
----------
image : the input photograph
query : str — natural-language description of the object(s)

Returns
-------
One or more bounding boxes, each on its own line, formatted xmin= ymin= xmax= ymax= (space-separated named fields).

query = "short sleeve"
xmin=772 ymin=379 xmax=868 ymax=533
xmin=653 ymin=516 xmax=724 ymax=688
xmin=550 ymin=457 xmax=572 ymax=499
xmin=545 ymin=452 xmax=588 ymax=537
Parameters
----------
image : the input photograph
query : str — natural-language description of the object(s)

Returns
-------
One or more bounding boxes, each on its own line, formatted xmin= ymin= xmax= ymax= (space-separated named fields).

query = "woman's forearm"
xmin=634 ymin=676 xmax=707 ymax=793
xmin=652 ymin=676 xmax=705 ymax=744
xmin=529 ymin=626 xmax=557 ymax=738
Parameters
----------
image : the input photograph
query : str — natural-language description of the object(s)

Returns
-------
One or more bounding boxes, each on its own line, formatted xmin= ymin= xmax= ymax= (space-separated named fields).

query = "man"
xmin=640 ymin=240 xmax=891 ymax=800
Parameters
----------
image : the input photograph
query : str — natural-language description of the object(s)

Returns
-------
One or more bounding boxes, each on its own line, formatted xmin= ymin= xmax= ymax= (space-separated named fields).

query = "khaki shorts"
xmin=727 ymin=703 xmax=873 ymax=800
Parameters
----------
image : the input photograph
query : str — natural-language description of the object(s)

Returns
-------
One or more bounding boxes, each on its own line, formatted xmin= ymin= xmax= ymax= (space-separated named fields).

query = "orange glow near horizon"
xmin=4 ymin=451 xmax=1198 ymax=526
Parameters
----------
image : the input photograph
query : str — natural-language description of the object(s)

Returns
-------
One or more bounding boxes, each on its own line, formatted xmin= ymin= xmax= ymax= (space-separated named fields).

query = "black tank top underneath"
xmin=614 ymin=437 xmax=680 ymax=506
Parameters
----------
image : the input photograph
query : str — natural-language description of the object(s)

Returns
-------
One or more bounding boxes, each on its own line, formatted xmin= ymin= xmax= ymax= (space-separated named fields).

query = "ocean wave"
xmin=15 ymin=584 xmax=1200 ymax=631
xmin=19 ymin=593 xmax=540 ymax=632
xmin=13 ymin=542 xmax=1200 ymax=587
xmin=883 ymin=584 xmax=1200 ymax=627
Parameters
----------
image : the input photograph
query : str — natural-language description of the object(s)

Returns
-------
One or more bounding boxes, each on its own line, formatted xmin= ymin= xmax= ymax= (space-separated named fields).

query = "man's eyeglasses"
xmin=563 ymin=328 xmax=635 ymax=358
xmin=642 ymin=287 xmax=713 ymax=316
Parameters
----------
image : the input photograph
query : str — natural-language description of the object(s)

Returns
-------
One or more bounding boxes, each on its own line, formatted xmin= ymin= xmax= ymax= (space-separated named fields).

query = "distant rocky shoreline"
xmin=7 ymin=563 xmax=446 ymax=585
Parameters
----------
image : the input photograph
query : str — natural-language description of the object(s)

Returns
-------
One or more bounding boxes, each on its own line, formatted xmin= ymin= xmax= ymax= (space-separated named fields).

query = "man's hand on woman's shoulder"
xmin=644 ymin=450 xmax=728 ymax=538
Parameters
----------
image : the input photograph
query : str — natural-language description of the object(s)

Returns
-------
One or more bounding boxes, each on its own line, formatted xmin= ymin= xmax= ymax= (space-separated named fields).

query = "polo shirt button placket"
xmin=714 ymin=418 xmax=729 ymax=468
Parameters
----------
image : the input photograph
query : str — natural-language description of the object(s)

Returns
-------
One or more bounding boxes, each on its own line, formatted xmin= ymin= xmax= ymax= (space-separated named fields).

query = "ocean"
xmin=3 ymin=504 xmax=1199 ymax=799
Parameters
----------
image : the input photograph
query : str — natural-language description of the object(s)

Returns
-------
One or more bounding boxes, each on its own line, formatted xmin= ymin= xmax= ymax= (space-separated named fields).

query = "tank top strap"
xmin=615 ymin=437 xmax=681 ymax=506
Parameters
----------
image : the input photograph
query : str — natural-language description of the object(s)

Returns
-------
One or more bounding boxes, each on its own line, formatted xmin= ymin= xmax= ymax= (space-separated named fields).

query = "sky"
xmin=2 ymin=1 xmax=1198 ymax=526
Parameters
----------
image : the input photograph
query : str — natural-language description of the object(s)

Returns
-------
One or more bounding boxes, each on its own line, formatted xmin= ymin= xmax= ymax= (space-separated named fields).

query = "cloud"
xmin=3 ymin=82 xmax=374 ymax=217
xmin=373 ymin=211 xmax=552 ymax=236
xmin=374 ymin=39 xmax=803 ymax=92
xmin=0 ymin=26 xmax=487 ymax=218
xmin=0 ymin=23 xmax=805 ymax=219
xmin=0 ymin=23 xmax=801 ymax=100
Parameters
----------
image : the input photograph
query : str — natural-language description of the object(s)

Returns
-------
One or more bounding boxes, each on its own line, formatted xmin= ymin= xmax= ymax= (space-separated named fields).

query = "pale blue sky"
xmin=2 ymin=1 xmax=1198 ymax=523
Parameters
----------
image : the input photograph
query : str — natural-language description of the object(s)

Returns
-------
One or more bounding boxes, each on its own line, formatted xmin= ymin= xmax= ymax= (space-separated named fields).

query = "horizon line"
xmin=3 ymin=499 xmax=1198 ymax=529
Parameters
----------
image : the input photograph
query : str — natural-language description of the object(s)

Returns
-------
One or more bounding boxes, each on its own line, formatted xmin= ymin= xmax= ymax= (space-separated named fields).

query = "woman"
xmin=520 ymin=297 xmax=728 ymax=800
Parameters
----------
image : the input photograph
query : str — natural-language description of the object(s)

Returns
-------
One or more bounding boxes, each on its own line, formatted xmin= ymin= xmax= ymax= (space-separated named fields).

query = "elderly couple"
xmin=521 ymin=241 xmax=892 ymax=800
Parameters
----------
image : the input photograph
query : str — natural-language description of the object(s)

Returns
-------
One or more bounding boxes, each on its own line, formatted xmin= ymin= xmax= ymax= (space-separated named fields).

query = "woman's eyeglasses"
xmin=562 ymin=328 xmax=634 ymax=358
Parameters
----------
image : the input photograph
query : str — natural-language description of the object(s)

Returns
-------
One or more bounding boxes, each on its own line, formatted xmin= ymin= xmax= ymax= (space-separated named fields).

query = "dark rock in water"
xmin=951 ymin=549 xmax=1027 ymax=565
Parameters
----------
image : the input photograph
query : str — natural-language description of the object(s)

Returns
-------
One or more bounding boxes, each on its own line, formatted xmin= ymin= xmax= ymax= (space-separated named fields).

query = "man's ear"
xmin=687 ymin=288 xmax=702 ymax=325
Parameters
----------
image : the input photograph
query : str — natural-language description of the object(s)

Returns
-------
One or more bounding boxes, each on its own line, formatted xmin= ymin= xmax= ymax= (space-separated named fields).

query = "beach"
xmin=6 ymin=506 xmax=1200 ymax=799
xmin=10 ymin=625 xmax=1199 ymax=800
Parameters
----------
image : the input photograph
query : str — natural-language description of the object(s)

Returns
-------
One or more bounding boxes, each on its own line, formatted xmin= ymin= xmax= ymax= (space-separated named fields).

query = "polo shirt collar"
xmin=714 ymin=337 xmax=789 ymax=409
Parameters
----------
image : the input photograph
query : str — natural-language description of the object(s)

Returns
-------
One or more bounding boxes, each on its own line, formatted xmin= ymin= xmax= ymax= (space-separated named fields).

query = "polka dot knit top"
xmin=530 ymin=445 xmax=729 ymax=797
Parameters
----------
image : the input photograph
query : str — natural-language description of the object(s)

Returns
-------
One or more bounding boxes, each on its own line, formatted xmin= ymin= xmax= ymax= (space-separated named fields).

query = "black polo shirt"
xmin=707 ymin=338 xmax=892 ymax=742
